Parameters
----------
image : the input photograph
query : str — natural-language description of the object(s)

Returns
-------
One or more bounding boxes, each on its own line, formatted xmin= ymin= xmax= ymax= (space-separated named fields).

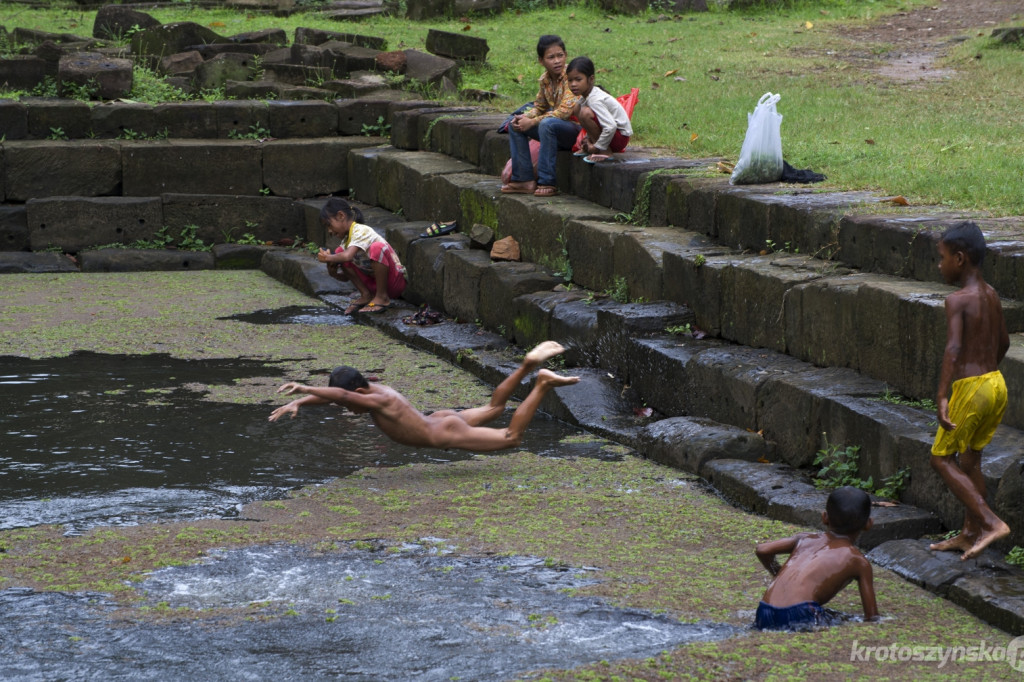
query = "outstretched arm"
xmin=274 ymin=382 xmax=387 ymax=413
xmin=267 ymin=390 xmax=331 ymax=422
xmin=755 ymin=535 xmax=800 ymax=576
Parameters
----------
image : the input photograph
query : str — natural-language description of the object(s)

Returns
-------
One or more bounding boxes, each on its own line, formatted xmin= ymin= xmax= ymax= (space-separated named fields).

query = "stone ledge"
xmin=869 ymin=539 xmax=1024 ymax=635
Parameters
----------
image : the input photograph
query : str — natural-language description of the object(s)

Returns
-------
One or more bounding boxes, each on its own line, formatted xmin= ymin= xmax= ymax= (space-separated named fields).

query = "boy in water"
xmin=754 ymin=486 xmax=878 ymax=630
xmin=268 ymin=341 xmax=579 ymax=452
xmin=929 ymin=221 xmax=1011 ymax=561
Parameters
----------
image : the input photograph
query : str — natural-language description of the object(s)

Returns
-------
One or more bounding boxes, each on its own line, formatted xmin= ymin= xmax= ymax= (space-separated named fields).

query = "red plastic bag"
xmin=501 ymin=139 xmax=541 ymax=184
xmin=571 ymin=88 xmax=639 ymax=153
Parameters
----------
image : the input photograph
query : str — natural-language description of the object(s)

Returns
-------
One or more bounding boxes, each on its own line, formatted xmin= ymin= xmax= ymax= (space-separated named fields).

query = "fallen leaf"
xmin=709 ymin=75 xmax=720 ymax=81
xmin=757 ymin=457 xmax=770 ymax=463
xmin=865 ymin=138 xmax=875 ymax=145
xmin=209 ymin=21 xmax=226 ymax=27
xmin=569 ymin=12 xmax=575 ymax=18
xmin=748 ymin=32 xmax=758 ymax=37
xmin=805 ymin=21 xmax=813 ymax=29
xmin=515 ymin=74 xmax=524 ymax=83
xmin=759 ymin=249 xmax=769 ymax=255
xmin=885 ymin=196 xmax=910 ymax=206
xmin=689 ymin=133 xmax=698 ymax=143
xmin=668 ymin=37 xmax=680 ymax=43
xmin=634 ymin=406 xmax=653 ymax=418
xmin=674 ymin=76 xmax=687 ymax=82
xmin=462 ymin=24 xmax=472 ymax=31
xmin=651 ymin=82 xmax=661 ymax=89
xmin=664 ymin=69 xmax=678 ymax=77
xmin=597 ymin=68 xmax=611 ymax=73
xmin=716 ymin=161 xmax=734 ymax=173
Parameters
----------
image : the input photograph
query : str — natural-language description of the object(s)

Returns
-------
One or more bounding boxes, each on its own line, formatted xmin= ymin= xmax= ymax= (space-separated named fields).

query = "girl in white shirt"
xmin=566 ymin=56 xmax=633 ymax=163
xmin=317 ymin=198 xmax=406 ymax=314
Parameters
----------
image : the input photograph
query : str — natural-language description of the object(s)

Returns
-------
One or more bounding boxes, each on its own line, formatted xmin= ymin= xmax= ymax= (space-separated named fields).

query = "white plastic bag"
xmin=730 ymin=92 xmax=783 ymax=185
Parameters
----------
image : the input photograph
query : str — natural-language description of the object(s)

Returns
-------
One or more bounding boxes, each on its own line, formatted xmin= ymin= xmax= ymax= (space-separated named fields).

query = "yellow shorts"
xmin=931 ymin=370 xmax=1007 ymax=456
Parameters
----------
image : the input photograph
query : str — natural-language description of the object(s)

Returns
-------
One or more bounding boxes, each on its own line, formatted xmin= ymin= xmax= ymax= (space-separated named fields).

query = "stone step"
xmin=343 ymin=148 xmax=1024 ymax=434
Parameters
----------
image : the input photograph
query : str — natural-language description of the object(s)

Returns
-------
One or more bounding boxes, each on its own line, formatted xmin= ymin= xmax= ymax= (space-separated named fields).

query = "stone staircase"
xmin=3 ymin=95 xmax=1024 ymax=632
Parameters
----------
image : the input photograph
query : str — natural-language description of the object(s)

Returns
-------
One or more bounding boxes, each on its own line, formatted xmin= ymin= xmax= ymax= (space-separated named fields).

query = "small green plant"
xmin=176 ymin=224 xmax=209 ymax=251
xmin=555 ymin=232 xmax=573 ymax=283
xmin=228 ymin=124 xmax=271 ymax=140
xmin=665 ymin=323 xmax=693 ymax=336
xmin=814 ymin=434 xmax=910 ymax=500
xmin=1006 ymin=546 xmax=1024 ymax=568
xmin=693 ymin=254 xmax=706 ymax=267
xmin=813 ymin=437 xmax=871 ymax=491
xmin=31 ymin=77 xmax=59 ymax=98
xmin=604 ymin=276 xmax=630 ymax=304
xmin=61 ymin=79 xmax=99 ymax=102
xmin=361 ymin=116 xmax=391 ymax=137
xmin=873 ymin=387 xmax=937 ymax=411
xmin=259 ymin=186 xmax=271 ymax=196
xmin=47 ymin=127 xmax=68 ymax=141
xmin=455 ymin=348 xmax=475 ymax=364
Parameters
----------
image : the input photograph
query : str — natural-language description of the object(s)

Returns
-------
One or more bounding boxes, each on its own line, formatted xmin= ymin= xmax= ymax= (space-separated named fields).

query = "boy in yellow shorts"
xmin=929 ymin=221 xmax=1011 ymax=561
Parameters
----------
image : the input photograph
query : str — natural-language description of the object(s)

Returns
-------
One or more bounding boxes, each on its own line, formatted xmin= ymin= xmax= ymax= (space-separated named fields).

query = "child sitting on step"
xmin=566 ymin=56 xmax=632 ymax=164
xmin=500 ymin=35 xmax=581 ymax=198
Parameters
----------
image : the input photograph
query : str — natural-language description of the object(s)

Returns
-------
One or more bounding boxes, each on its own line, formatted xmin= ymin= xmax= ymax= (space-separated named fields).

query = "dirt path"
xmin=838 ymin=0 xmax=1023 ymax=82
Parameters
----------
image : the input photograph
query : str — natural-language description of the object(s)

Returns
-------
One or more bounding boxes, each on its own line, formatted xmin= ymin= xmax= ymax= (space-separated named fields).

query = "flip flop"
xmin=344 ymin=300 xmax=369 ymax=315
xmin=359 ymin=302 xmax=390 ymax=314
xmin=573 ymin=149 xmax=588 ymax=157
xmin=419 ymin=220 xmax=458 ymax=238
xmin=534 ymin=185 xmax=558 ymax=197
xmin=584 ymin=154 xmax=611 ymax=164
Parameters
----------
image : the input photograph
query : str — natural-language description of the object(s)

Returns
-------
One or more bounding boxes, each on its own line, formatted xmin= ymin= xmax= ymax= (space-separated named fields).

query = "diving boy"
xmin=929 ymin=221 xmax=1011 ymax=561
xmin=754 ymin=486 xmax=878 ymax=630
xmin=268 ymin=341 xmax=579 ymax=452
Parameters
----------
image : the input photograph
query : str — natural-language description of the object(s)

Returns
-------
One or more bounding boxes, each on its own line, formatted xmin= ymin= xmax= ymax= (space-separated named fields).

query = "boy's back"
xmin=754 ymin=486 xmax=877 ymax=630
xmin=759 ymin=532 xmax=872 ymax=608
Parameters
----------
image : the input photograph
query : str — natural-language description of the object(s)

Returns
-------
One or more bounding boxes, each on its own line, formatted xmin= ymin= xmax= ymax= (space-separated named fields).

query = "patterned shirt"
xmin=524 ymin=71 xmax=579 ymax=121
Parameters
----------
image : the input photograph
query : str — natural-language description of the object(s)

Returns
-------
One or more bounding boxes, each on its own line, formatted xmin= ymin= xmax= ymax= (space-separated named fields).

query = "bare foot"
xmin=929 ymin=533 xmax=974 ymax=553
xmin=525 ymin=341 xmax=565 ymax=367
xmin=537 ymin=368 xmax=580 ymax=387
xmin=961 ymin=522 xmax=1011 ymax=561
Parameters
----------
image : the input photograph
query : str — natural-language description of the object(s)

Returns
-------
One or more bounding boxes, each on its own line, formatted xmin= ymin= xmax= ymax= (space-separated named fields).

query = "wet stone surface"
xmin=0 ymin=543 xmax=737 ymax=680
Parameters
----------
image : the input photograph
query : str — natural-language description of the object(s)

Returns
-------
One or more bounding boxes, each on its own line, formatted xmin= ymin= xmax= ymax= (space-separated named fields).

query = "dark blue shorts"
xmin=754 ymin=600 xmax=825 ymax=631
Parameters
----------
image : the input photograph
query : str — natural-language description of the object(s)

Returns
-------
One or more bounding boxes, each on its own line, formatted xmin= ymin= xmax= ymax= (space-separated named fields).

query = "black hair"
xmin=320 ymin=197 xmax=364 ymax=226
xmin=566 ymin=56 xmax=594 ymax=79
xmin=536 ymin=34 xmax=566 ymax=59
xmin=940 ymin=220 xmax=986 ymax=266
xmin=825 ymin=486 xmax=871 ymax=535
xmin=328 ymin=366 xmax=369 ymax=392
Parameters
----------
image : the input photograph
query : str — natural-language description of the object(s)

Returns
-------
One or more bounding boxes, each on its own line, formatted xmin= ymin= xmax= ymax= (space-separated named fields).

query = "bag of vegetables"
xmin=730 ymin=92 xmax=783 ymax=185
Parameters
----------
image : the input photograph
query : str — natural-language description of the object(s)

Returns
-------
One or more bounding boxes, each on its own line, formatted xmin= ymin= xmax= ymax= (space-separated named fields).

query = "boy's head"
xmin=328 ymin=366 xmax=369 ymax=392
xmin=940 ymin=221 xmax=986 ymax=267
xmin=824 ymin=486 xmax=872 ymax=536
xmin=536 ymin=35 xmax=567 ymax=78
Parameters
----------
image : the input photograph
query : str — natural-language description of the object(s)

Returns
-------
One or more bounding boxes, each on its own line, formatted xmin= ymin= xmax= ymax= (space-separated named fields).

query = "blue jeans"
xmin=508 ymin=117 xmax=581 ymax=187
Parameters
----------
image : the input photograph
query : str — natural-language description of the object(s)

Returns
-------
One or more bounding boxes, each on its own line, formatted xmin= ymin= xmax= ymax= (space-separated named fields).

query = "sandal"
xmin=359 ymin=302 xmax=390 ymax=314
xmin=419 ymin=220 xmax=458 ymax=238
xmin=534 ymin=185 xmax=558 ymax=197
xmin=584 ymin=154 xmax=611 ymax=164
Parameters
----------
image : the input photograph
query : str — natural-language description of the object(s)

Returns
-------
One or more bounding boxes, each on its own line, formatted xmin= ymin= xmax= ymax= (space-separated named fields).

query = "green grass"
xmin=2 ymin=0 xmax=1024 ymax=215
